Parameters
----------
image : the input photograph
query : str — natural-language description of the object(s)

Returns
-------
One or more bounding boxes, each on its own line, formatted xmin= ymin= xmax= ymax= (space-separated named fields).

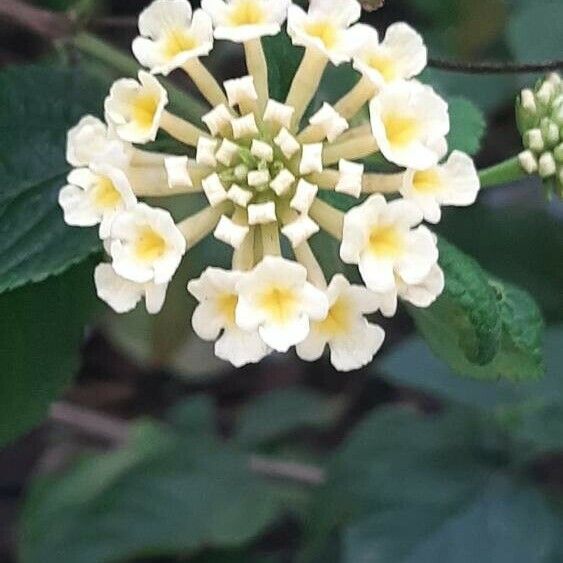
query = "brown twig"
xmin=50 ymin=401 xmax=327 ymax=486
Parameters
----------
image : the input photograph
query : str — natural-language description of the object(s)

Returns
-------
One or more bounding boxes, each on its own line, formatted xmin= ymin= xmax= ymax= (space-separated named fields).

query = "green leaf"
xmin=263 ymin=31 xmax=302 ymax=101
xmin=447 ymin=97 xmax=486 ymax=155
xmin=379 ymin=326 xmax=562 ymax=413
xmin=0 ymin=260 xmax=98 ymax=447
xmin=235 ymin=388 xmax=339 ymax=448
xmin=343 ymin=477 xmax=558 ymax=563
xmin=409 ymin=239 xmax=545 ymax=380
xmin=21 ymin=398 xmax=289 ymax=563
xmin=303 ymin=405 xmax=563 ymax=563
xmin=436 ymin=203 xmax=563 ymax=322
xmin=411 ymin=238 xmax=502 ymax=368
xmin=0 ymin=64 xmax=110 ymax=294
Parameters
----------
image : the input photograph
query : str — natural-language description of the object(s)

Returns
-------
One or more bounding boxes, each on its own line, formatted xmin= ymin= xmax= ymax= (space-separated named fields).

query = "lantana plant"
xmin=60 ymin=0 xmax=502 ymax=372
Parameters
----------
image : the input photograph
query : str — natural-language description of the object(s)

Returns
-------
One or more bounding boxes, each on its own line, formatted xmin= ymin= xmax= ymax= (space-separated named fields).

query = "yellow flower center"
xmin=229 ymin=0 xmax=265 ymax=26
xmin=132 ymin=94 xmax=159 ymax=129
xmin=383 ymin=114 xmax=420 ymax=147
xmin=259 ymin=286 xmax=298 ymax=324
xmin=412 ymin=169 xmax=442 ymax=194
xmin=162 ymin=29 xmax=198 ymax=58
xmin=135 ymin=227 xmax=167 ymax=262
xmin=367 ymin=53 xmax=397 ymax=82
xmin=369 ymin=225 xmax=404 ymax=257
xmin=304 ymin=20 xmax=339 ymax=49
xmin=316 ymin=297 xmax=350 ymax=337
xmin=217 ymin=293 xmax=238 ymax=327
xmin=93 ymin=176 xmax=121 ymax=209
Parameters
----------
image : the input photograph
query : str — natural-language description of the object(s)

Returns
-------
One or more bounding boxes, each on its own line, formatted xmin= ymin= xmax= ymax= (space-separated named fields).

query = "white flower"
xmin=95 ymin=263 xmax=168 ymax=314
xmin=369 ymin=80 xmax=449 ymax=170
xmin=290 ymin=179 xmax=318 ymax=213
xmin=281 ymin=214 xmax=319 ymax=247
xmin=224 ymin=75 xmax=258 ymax=107
xmin=274 ymin=128 xmax=301 ymax=159
xmin=196 ymin=137 xmax=219 ymax=166
xmin=353 ymin=23 xmax=427 ymax=89
xmin=336 ymin=159 xmax=364 ymax=198
xmin=202 ymin=104 xmax=233 ymax=136
xmin=105 ymin=71 xmax=168 ymax=143
xmin=216 ymin=139 xmax=239 ymax=165
xmin=309 ymin=103 xmax=349 ymax=142
xmin=296 ymin=274 xmax=385 ymax=371
xmin=59 ymin=158 xmax=137 ymax=239
xmin=379 ymin=264 xmax=445 ymax=318
xmin=227 ymin=184 xmax=253 ymax=207
xmin=231 ymin=113 xmax=259 ymax=139
xmin=248 ymin=201 xmax=277 ymax=225
xmin=263 ymin=100 xmax=295 ymax=129
xmin=270 ymin=169 xmax=295 ymax=196
xmin=202 ymin=0 xmax=290 ymax=42
xmin=202 ymin=173 xmax=228 ymax=206
xmin=214 ymin=215 xmax=250 ymax=248
xmin=165 ymin=156 xmax=193 ymax=188
xmin=109 ymin=202 xmax=186 ymax=284
xmin=66 ymin=116 xmax=127 ymax=168
xmin=235 ymin=256 xmax=329 ymax=352
xmin=251 ymin=140 xmax=274 ymax=162
xmin=400 ymin=150 xmax=480 ymax=223
xmin=132 ymin=0 xmax=214 ymax=76
xmin=188 ymin=268 xmax=271 ymax=367
xmin=287 ymin=0 xmax=363 ymax=65
xmin=340 ymin=194 xmax=438 ymax=293
xmin=299 ymin=143 xmax=323 ymax=175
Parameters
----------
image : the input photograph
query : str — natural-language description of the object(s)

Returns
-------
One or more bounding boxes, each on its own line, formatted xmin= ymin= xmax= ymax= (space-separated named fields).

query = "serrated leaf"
xmin=0 ymin=64 xmax=110 ymax=294
xmin=410 ymin=238 xmax=503 ymax=368
xmin=447 ymin=96 xmax=486 ymax=156
xmin=0 ymin=260 xmax=98 ymax=447
xmin=21 ymin=398 xmax=288 ymax=563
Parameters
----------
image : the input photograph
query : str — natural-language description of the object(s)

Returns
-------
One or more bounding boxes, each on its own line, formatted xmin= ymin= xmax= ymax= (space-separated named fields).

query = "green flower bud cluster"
xmin=516 ymin=72 xmax=563 ymax=197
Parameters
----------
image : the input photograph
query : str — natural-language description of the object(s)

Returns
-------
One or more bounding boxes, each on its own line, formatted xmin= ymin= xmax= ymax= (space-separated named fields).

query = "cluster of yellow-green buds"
xmin=516 ymin=72 xmax=563 ymax=197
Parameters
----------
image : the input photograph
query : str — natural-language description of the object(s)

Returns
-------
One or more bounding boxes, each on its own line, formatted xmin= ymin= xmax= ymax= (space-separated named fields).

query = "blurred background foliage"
xmin=0 ymin=0 xmax=562 ymax=562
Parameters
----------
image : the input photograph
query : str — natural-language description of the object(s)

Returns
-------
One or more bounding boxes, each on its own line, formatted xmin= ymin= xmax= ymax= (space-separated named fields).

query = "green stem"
xmin=479 ymin=156 xmax=526 ymax=188
xmin=71 ymin=32 xmax=207 ymax=122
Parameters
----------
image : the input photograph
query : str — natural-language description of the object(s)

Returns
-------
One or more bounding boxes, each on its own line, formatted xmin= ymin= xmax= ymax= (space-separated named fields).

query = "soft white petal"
xmin=94 ymin=263 xmax=144 ymax=313
xmin=259 ymin=314 xmax=310 ymax=353
xmin=329 ymin=321 xmax=385 ymax=372
xmin=215 ymin=327 xmax=271 ymax=367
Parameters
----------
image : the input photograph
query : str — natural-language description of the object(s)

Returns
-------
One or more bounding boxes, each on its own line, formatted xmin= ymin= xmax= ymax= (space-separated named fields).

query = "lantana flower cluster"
xmin=59 ymin=0 xmax=480 ymax=371
xmin=516 ymin=72 xmax=563 ymax=197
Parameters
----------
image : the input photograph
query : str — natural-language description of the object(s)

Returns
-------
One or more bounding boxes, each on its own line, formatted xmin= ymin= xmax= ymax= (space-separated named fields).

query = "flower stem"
xmin=323 ymin=134 xmax=379 ymax=166
xmin=293 ymin=242 xmax=328 ymax=290
xmin=286 ymin=48 xmax=328 ymax=131
xmin=479 ymin=156 xmax=526 ymax=188
xmin=232 ymin=226 xmax=255 ymax=271
xmin=333 ymin=76 xmax=376 ymax=120
xmin=177 ymin=203 xmax=230 ymax=247
xmin=183 ymin=58 xmax=228 ymax=108
xmin=309 ymin=198 xmax=344 ymax=241
xmin=244 ymin=38 xmax=269 ymax=112
xmin=71 ymin=32 xmax=207 ymax=122
xmin=160 ymin=111 xmax=209 ymax=147
xmin=309 ymin=169 xmax=403 ymax=193
xmin=261 ymin=222 xmax=281 ymax=256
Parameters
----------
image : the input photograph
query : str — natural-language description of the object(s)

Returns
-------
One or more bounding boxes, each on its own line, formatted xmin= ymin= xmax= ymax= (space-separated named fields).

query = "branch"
xmin=50 ymin=401 xmax=327 ymax=486
xmin=0 ymin=0 xmax=71 ymax=40
xmin=428 ymin=57 xmax=563 ymax=74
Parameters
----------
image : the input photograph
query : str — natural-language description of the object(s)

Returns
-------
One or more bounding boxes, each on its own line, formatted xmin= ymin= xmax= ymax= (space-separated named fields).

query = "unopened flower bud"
xmin=518 ymin=150 xmax=538 ymax=174
xmin=524 ymin=129 xmax=544 ymax=152
xmin=538 ymin=152 xmax=557 ymax=178
xmin=540 ymin=118 xmax=560 ymax=148
xmin=554 ymin=143 xmax=563 ymax=163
